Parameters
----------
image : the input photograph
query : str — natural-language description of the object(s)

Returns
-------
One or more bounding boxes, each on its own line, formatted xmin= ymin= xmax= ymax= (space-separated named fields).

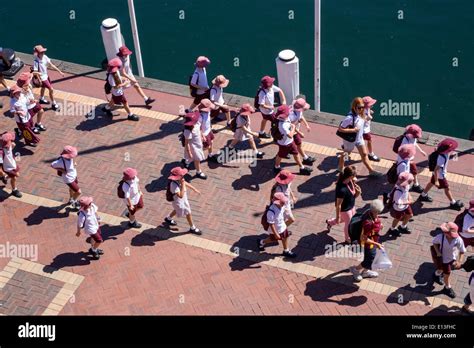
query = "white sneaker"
xmin=350 ymin=266 xmax=363 ymax=282
xmin=362 ymin=270 xmax=379 ymax=278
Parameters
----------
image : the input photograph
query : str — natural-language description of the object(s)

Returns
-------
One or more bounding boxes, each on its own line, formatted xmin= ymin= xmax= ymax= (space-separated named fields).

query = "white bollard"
xmin=275 ymin=50 xmax=300 ymax=103
xmin=100 ymin=18 xmax=124 ymax=61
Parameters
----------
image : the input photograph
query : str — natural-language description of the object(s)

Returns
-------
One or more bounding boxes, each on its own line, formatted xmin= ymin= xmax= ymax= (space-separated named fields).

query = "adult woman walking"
xmin=326 ymin=165 xmax=361 ymax=243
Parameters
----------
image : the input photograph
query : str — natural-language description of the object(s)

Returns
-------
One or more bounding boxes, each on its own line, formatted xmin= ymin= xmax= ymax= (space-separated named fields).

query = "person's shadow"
xmin=130 ymin=226 xmax=193 ymax=247
xmin=228 ymin=234 xmax=282 ymax=271
xmin=23 ymin=203 xmax=72 ymax=226
xmin=145 ymin=161 xmax=183 ymax=193
xmin=43 ymin=251 xmax=92 ymax=272
xmin=231 ymin=158 xmax=279 ymax=191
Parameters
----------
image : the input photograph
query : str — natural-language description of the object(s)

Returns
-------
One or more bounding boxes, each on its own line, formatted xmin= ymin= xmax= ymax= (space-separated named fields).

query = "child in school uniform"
xmin=258 ymin=192 xmax=297 ymax=258
xmin=227 ymin=103 xmax=264 ymax=158
xmin=76 ymin=196 xmax=104 ymax=260
xmin=420 ymin=138 xmax=464 ymax=210
xmin=362 ymin=96 xmax=380 ymax=162
xmin=51 ymin=146 xmax=81 ymax=209
xmin=400 ymin=124 xmax=426 ymax=193
xmin=457 ymin=199 xmax=474 ymax=249
xmin=17 ymin=72 xmax=46 ymax=132
xmin=32 ymin=45 xmax=64 ymax=111
xmin=121 ymin=167 xmax=144 ymax=229
xmin=289 ymin=98 xmax=316 ymax=166
xmin=9 ymin=85 xmax=40 ymax=147
xmin=182 ymin=111 xmax=207 ymax=179
xmin=387 ymin=172 xmax=415 ymax=236
xmin=117 ymin=45 xmax=155 ymax=106
xmin=187 ymin=56 xmax=211 ymax=111
xmin=164 ymin=167 xmax=202 ymax=235
xmin=257 ymin=75 xmax=286 ymax=139
xmin=102 ymin=58 xmax=139 ymax=121
xmin=1 ymin=132 xmax=22 ymax=198
xmin=271 ymin=170 xmax=297 ymax=227
xmin=209 ymin=75 xmax=231 ymax=126
xmin=197 ymin=99 xmax=217 ymax=161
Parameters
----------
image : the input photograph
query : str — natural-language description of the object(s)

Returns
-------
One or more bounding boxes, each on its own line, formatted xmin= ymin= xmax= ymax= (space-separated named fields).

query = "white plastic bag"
xmin=372 ymin=248 xmax=392 ymax=270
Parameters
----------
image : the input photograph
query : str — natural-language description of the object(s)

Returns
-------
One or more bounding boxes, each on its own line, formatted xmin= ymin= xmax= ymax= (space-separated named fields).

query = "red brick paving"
xmin=0 ymin=69 xmax=473 ymax=314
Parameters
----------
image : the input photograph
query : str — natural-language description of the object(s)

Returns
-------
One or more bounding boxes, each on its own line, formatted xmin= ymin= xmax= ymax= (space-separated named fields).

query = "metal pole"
xmin=314 ymin=0 xmax=321 ymax=112
xmin=128 ymin=0 xmax=145 ymax=77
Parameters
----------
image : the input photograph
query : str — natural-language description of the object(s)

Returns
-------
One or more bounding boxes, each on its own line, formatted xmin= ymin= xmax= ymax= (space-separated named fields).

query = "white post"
xmin=314 ymin=0 xmax=321 ymax=112
xmin=127 ymin=0 xmax=145 ymax=77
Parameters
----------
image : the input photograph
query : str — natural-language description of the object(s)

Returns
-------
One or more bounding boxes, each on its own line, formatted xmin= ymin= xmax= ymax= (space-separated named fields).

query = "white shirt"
xmin=22 ymin=87 xmax=36 ymax=109
xmin=210 ymin=85 xmax=224 ymax=105
xmin=340 ymin=113 xmax=365 ymax=144
xmin=120 ymin=56 xmax=133 ymax=76
xmin=258 ymin=85 xmax=281 ymax=115
xmin=436 ymin=153 xmax=449 ymax=180
xmin=363 ymin=109 xmax=373 ymax=134
xmin=392 ymin=186 xmax=409 ymax=211
xmin=401 ymin=135 xmax=417 ymax=146
xmin=432 ymin=233 xmax=466 ymax=264
xmin=288 ymin=109 xmax=303 ymax=130
xmin=461 ymin=212 xmax=474 ymax=239
xmin=33 ymin=55 xmax=51 ymax=81
xmin=199 ymin=111 xmax=212 ymax=136
xmin=190 ymin=68 xmax=209 ymax=95
xmin=108 ymin=72 xmax=124 ymax=97
xmin=396 ymin=156 xmax=410 ymax=175
xmin=10 ymin=95 xmax=30 ymax=124
xmin=277 ymin=119 xmax=293 ymax=146
xmin=236 ymin=114 xmax=250 ymax=129
xmin=275 ymin=183 xmax=293 ymax=208
xmin=122 ymin=177 xmax=141 ymax=205
xmin=266 ymin=203 xmax=286 ymax=234
xmin=1 ymin=145 xmax=17 ymax=172
xmin=51 ymin=157 xmax=77 ymax=184
xmin=77 ymin=204 xmax=100 ymax=234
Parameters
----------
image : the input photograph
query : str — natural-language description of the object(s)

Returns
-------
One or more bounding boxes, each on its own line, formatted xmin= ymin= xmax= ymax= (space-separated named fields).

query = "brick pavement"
xmin=0 ymin=70 xmax=473 ymax=314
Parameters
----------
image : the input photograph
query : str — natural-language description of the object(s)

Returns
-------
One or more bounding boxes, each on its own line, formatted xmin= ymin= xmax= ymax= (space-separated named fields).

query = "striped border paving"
xmin=0 ymin=257 xmax=84 ymax=316
xmin=1 ymin=189 xmax=465 ymax=312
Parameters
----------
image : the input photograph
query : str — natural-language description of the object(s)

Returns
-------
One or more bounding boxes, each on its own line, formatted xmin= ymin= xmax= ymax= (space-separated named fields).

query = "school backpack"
xmin=454 ymin=209 xmax=469 ymax=231
xmin=104 ymin=73 xmax=112 ymax=95
xmin=428 ymin=150 xmax=443 ymax=171
xmin=261 ymin=205 xmax=276 ymax=231
xmin=178 ymin=131 xmax=186 ymax=147
xmin=386 ymin=160 xmax=407 ymax=184
xmin=166 ymin=180 xmax=177 ymax=202
xmin=386 ymin=187 xmax=403 ymax=208
xmin=117 ymin=180 xmax=129 ymax=199
xmin=392 ymin=134 xmax=407 ymax=153
xmin=189 ymin=72 xmax=199 ymax=97
xmin=229 ymin=116 xmax=238 ymax=133
xmin=348 ymin=209 xmax=371 ymax=244
xmin=254 ymin=88 xmax=266 ymax=109
xmin=270 ymin=118 xmax=284 ymax=141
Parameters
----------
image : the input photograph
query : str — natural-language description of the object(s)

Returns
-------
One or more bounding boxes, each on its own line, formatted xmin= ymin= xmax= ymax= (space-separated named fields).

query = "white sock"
xmin=105 ymin=105 xmax=111 ymax=110
xmin=300 ymin=165 xmax=305 ymax=169
xmin=144 ymin=96 xmax=149 ymax=101
xmin=284 ymin=249 xmax=290 ymax=252
xmin=303 ymin=155 xmax=309 ymax=160
xmin=274 ymin=166 xmax=281 ymax=169
xmin=435 ymin=270 xmax=443 ymax=276
xmin=451 ymin=199 xmax=456 ymax=204
xmin=191 ymin=225 xmax=196 ymax=230
xmin=401 ymin=224 xmax=408 ymax=228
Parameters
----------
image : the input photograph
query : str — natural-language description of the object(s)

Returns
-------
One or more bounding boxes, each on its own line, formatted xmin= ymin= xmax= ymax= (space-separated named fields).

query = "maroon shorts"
xmin=410 ymin=162 xmax=418 ymax=175
xmin=277 ymin=142 xmax=298 ymax=158
xmin=128 ymin=195 xmax=144 ymax=215
xmin=390 ymin=205 xmax=413 ymax=220
xmin=89 ymin=227 xmax=103 ymax=243
xmin=4 ymin=164 xmax=20 ymax=178
xmin=17 ymin=120 xmax=40 ymax=144
xmin=203 ymin=132 xmax=215 ymax=149
xmin=210 ymin=105 xmax=229 ymax=118
xmin=430 ymin=246 xmax=454 ymax=274
xmin=431 ymin=175 xmax=449 ymax=189
xmin=28 ymin=103 xmax=43 ymax=118
xmin=461 ymin=235 xmax=474 ymax=247
xmin=193 ymin=90 xmax=210 ymax=105
xmin=269 ymin=229 xmax=290 ymax=241
xmin=363 ymin=132 xmax=372 ymax=141
xmin=112 ymin=94 xmax=127 ymax=105
xmin=260 ymin=111 xmax=275 ymax=121
xmin=293 ymin=133 xmax=303 ymax=146
xmin=41 ymin=77 xmax=52 ymax=89
xmin=66 ymin=178 xmax=81 ymax=193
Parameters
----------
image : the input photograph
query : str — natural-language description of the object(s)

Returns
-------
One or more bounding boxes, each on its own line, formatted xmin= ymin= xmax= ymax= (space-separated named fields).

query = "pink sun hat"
xmin=169 ymin=167 xmax=188 ymax=181
xmin=362 ymin=96 xmax=377 ymax=107
xmin=239 ymin=103 xmax=255 ymax=116
xmin=261 ymin=75 xmax=275 ymax=89
xmin=405 ymin=124 xmax=422 ymax=139
xmin=197 ymin=99 xmax=215 ymax=113
xmin=275 ymin=170 xmax=296 ymax=185
xmin=1 ymin=132 xmax=15 ymax=147
xmin=440 ymin=222 xmax=459 ymax=238
xmin=211 ymin=75 xmax=229 ymax=88
xmin=437 ymin=138 xmax=458 ymax=154
xmin=398 ymin=144 xmax=416 ymax=160
xmin=123 ymin=167 xmax=138 ymax=181
xmin=273 ymin=192 xmax=288 ymax=205
xmin=275 ymin=105 xmax=290 ymax=120
xmin=9 ymin=84 xmax=22 ymax=97
xmin=33 ymin=45 xmax=47 ymax=54
xmin=293 ymin=98 xmax=310 ymax=112
xmin=61 ymin=146 xmax=78 ymax=159
xmin=397 ymin=172 xmax=414 ymax=187
xmin=79 ymin=196 xmax=93 ymax=208
xmin=117 ymin=46 xmax=133 ymax=57
xmin=195 ymin=56 xmax=211 ymax=68
xmin=16 ymin=72 xmax=32 ymax=87
xmin=107 ymin=57 xmax=122 ymax=72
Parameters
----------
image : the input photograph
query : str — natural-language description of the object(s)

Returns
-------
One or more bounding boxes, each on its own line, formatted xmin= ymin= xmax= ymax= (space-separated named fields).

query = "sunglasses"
xmin=357 ymin=106 xmax=365 ymax=110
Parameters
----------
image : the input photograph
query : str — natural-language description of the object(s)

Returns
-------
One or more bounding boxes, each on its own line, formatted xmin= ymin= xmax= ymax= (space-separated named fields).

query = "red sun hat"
xmin=117 ymin=46 xmax=133 ymax=57
xmin=123 ymin=167 xmax=138 ymax=181
xmin=195 ymin=56 xmax=211 ymax=68
xmin=440 ymin=222 xmax=459 ymax=238
xmin=239 ymin=103 xmax=255 ymax=116
xmin=397 ymin=172 xmax=414 ymax=187
xmin=276 ymin=105 xmax=290 ymax=120
xmin=183 ymin=111 xmax=200 ymax=127
xmin=405 ymin=124 xmax=422 ymax=139
xmin=34 ymin=45 xmax=47 ymax=54
xmin=16 ymin=72 xmax=32 ymax=87
xmin=61 ymin=146 xmax=78 ymax=159
xmin=261 ymin=75 xmax=275 ymax=89
xmin=293 ymin=98 xmax=310 ymax=112
xmin=197 ymin=98 xmax=214 ymax=112
xmin=275 ymin=169 xmax=296 ymax=185
xmin=169 ymin=167 xmax=188 ymax=181
xmin=79 ymin=196 xmax=93 ymax=208
xmin=273 ymin=192 xmax=288 ymax=205
xmin=107 ymin=57 xmax=122 ymax=72
xmin=362 ymin=96 xmax=377 ymax=107
xmin=1 ymin=132 xmax=15 ymax=146
xmin=398 ymin=144 xmax=416 ymax=160
xmin=437 ymin=138 xmax=458 ymax=154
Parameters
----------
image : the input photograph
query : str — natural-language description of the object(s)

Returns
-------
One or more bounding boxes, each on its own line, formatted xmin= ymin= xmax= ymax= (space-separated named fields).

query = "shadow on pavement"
xmin=43 ymin=251 xmax=92 ymax=272
xmin=23 ymin=203 xmax=71 ymax=226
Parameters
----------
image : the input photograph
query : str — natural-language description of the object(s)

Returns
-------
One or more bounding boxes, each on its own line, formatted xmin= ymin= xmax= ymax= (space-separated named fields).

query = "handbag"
xmin=336 ymin=113 xmax=357 ymax=142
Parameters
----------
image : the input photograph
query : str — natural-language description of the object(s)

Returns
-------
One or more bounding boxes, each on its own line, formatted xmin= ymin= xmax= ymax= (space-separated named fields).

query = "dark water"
xmin=1 ymin=0 xmax=473 ymax=139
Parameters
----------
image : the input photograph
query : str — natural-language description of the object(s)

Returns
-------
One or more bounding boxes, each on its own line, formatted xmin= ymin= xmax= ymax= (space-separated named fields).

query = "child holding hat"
xmin=9 ymin=85 xmax=40 ymax=147
xmin=164 ymin=166 xmax=202 ymax=235
xmin=76 ymin=196 xmax=104 ymax=260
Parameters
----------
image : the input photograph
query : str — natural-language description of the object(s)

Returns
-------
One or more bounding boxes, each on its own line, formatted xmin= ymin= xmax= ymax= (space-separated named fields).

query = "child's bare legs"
xmin=259 ymin=119 xmax=268 ymax=133
xmin=0 ymin=76 xmax=8 ymax=90
xmin=185 ymin=213 xmax=194 ymax=228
